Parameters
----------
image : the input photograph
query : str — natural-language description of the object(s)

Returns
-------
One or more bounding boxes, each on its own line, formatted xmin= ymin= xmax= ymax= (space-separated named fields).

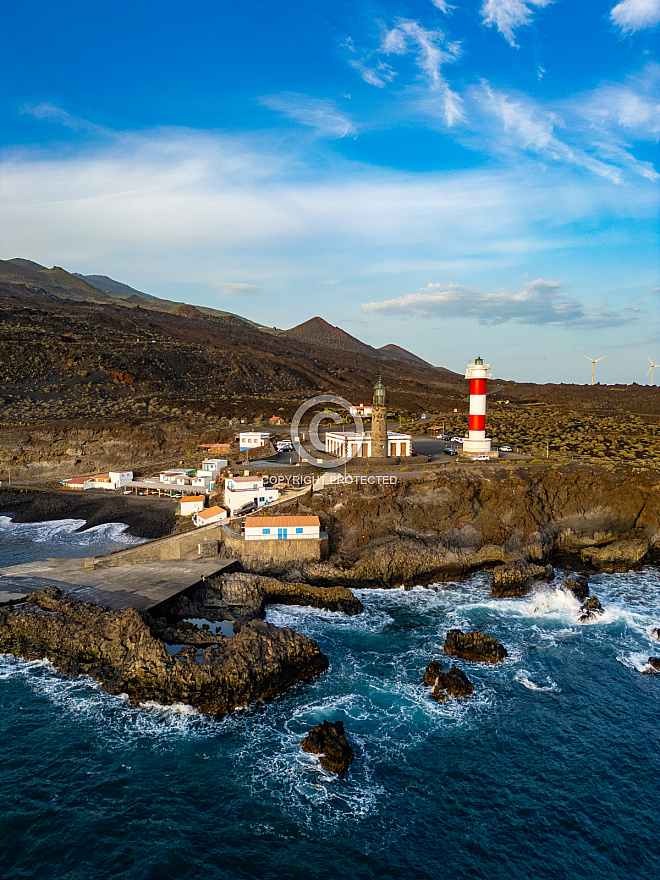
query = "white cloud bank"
xmin=610 ymin=0 xmax=660 ymax=33
xmin=481 ymin=0 xmax=554 ymax=46
xmin=362 ymin=279 xmax=640 ymax=327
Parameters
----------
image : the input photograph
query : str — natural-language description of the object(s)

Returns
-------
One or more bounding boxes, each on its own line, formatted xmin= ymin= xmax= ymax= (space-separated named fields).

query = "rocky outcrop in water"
xmin=0 ymin=587 xmax=329 ymax=714
xmin=581 ymin=539 xmax=650 ymax=573
xmin=645 ymin=657 xmax=660 ymax=673
xmin=301 ymin=720 xmax=355 ymax=776
xmin=444 ymin=629 xmax=508 ymax=664
xmin=491 ymin=559 xmax=554 ymax=598
xmin=424 ymin=660 xmax=474 ymax=701
xmin=213 ymin=572 xmax=363 ymax=625
xmin=561 ymin=574 xmax=590 ymax=603
xmin=578 ymin=595 xmax=604 ymax=621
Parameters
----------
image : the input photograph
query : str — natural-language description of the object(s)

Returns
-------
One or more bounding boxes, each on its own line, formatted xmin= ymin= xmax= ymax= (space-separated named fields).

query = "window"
xmin=262 ymin=528 xmax=270 ymax=534
xmin=296 ymin=527 xmax=303 ymax=534
xmin=259 ymin=496 xmax=264 ymax=502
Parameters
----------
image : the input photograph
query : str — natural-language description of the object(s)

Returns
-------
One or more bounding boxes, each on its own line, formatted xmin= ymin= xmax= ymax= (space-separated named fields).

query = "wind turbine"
xmin=647 ymin=355 xmax=658 ymax=385
xmin=584 ymin=354 xmax=605 ymax=386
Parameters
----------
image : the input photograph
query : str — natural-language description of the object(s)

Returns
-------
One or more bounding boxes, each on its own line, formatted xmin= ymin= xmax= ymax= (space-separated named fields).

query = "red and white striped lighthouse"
xmin=463 ymin=356 xmax=492 ymax=455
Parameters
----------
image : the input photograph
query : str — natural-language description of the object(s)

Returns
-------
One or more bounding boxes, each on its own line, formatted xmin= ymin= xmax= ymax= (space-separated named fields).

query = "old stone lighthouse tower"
xmin=371 ymin=378 xmax=388 ymax=457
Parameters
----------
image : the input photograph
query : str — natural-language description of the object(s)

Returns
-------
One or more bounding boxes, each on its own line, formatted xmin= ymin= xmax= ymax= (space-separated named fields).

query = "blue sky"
xmin=0 ymin=0 xmax=658 ymax=383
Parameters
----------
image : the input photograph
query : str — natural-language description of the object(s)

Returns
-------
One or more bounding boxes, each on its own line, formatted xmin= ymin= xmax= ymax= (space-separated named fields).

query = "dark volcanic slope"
xmin=283 ymin=316 xmax=380 ymax=358
xmin=73 ymin=273 xmax=160 ymax=301
xmin=379 ymin=343 xmax=433 ymax=368
xmin=0 ymin=280 xmax=464 ymax=426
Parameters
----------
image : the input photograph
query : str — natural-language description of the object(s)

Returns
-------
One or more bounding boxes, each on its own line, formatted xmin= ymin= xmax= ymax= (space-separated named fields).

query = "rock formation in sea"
xmin=491 ymin=560 xmax=554 ymax=598
xmin=444 ymin=629 xmax=508 ymax=663
xmin=0 ymin=587 xmax=329 ymax=714
xmin=424 ymin=660 xmax=474 ymax=701
xmin=301 ymin=720 xmax=355 ymax=776
xmin=578 ymin=595 xmax=604 ymax=621
xmin=645 ymin=657 xmax=660 ymax=672
xmin=162 ymin=572 xmax=363 ymax=632
xmin=561 ymin=574 xmax=590 ymax=603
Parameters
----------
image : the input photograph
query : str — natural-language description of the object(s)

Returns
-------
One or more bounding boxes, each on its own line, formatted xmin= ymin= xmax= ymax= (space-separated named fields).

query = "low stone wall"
xmin=87 ymin=518 xmax=325 ymax=569
xmin=89 ymin=522 xmax=229 ymax=567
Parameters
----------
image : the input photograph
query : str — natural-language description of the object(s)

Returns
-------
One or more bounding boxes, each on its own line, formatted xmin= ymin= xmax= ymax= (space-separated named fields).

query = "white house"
xmin=158 ymin=469 xmax=215 ymax=493
xmin=193 ymin=506 xmax=227 ymax=527
xmin=244 ymin=515 xmax=321 ymax=541
xmin=61 ymin=471 xmax=133 ymax=491
xmin=224 ymin=475 xmax=279 ymax=515
xmin=325 ymin=431 xmax=412 ymax=458
xmin=239 ymin=432 xmax=271 ymax=451
xmin=200 ymin=458 xmax=227 ymax=475
xmin=179 ymin=496 xmax=205 ymax=516
xmin=349 ymin=404 xmax=373 ymax=417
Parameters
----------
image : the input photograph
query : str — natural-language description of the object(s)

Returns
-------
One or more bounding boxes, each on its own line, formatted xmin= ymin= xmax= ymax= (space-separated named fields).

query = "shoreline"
xmin=0 ymin=488 xmax=177 ymax=540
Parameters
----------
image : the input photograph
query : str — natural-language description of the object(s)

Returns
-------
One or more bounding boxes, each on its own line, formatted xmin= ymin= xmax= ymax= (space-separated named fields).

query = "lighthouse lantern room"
xmin=462 ymin=356 xmax=492 ymax=455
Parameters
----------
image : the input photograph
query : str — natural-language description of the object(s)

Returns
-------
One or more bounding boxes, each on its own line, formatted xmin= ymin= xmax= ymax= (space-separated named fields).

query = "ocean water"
xmin=0 ymin=515 xmax=143 ymax=566
xmin=1 ymin=524 xmax=659 ymax=880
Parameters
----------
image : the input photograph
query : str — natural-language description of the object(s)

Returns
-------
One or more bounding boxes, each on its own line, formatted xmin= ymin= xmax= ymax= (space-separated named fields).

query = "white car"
xmin=471 ymin=455 xmax=491 ymax=461
xmin=451 ymin=436 xmax=464 ymax=443
xmin=499 ymin=445 xmax=512 ymax=452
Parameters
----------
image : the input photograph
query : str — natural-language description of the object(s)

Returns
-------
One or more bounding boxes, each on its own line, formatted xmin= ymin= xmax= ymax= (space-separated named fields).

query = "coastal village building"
xmin=159 ymin=470 xmax=215 ymax=491
xmin=61 ymin=471 xmax=133 ymax=491
xmin=193 ymin=506 xmax=227 ymax=527
xmin=224 ymin=475 xmax=279 ymax=516
xmin=179 ymin=496 xmax=205 ymax=516
xmin=198 ymin=443 xmax=231 ymax=455
xmin=201 ymin=458 xmax=227 ymax=475
xmin=349 ymin=404 xmax=373 ymax=417
xmin=325 ymin=380 xmax=411 ymax=459
xmin=325 ymin=432 xmax=412 ymax=458
xmin=239 ymin=431 xmax=271 ymax=451
xmin=244 ymin=515 xmax=321 ymax=541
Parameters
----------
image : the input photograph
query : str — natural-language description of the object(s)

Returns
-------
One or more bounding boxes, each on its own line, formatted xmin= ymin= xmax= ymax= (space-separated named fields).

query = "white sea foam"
xmin=514 ymin=669 xmax=560 ymax=693
xmin=0 ymin=514 xmax=143 ymax=545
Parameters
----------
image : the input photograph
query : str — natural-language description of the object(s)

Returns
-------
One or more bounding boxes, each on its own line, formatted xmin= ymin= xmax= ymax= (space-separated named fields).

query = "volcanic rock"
xmin=581 ymin=539 xmax=649 ymax=573
xmin=578 ymin=595 xmax=604 ymax=621
xmin=561 ymin=574 xmax=589 ymax=603
xmin=652 ymin=628 xmax=660 ymax=641
xmin=444 ymin=628 xmax=507 ymax=663
xmin=646 ymin=657 xmax=660 ymax=672
xmin=216 ymin=572 xmax=363 ymax=623
xmin=301 ymin=720 xmax=355 ymax=776
xmin=0 ymin=587 xmax=329 ymax=714
xmin=491 ymin=559 xmax=554 ymax=598
xmin=424 ymin=660 xmax=474 ymax=701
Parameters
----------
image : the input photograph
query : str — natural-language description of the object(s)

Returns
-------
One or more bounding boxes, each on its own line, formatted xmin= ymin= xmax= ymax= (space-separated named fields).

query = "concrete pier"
xmin=0 ymin=557 xmax=237 ymax=611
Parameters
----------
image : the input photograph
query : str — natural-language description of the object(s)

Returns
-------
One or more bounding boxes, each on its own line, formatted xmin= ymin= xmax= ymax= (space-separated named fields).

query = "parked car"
xmin=234 ymin=501 xmax=257 ymax=516
xmin=444 ymin=447 xmax=458 ymax=455
xmin=471 ymin=455 xmax=490 ymax=461
xmin=499 ymin=445 xmax=512 ymax=452
xmin=451 ymin=436 xmax=464 ymax=443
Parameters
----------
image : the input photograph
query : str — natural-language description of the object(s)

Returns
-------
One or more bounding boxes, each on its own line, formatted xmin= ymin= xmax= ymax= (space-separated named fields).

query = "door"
xmin=278 ymin=528 xmax=288 ymax=539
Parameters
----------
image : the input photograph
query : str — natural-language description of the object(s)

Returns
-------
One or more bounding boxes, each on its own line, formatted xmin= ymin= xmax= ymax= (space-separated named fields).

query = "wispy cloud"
xmin=21 ymin=102 xmax=107 ymax=135
xmin=349 ymin=19 xmax=464 ymax=125
xmin=610 ymin=0 xmax=660 ymax=33
xmin=478 ymin=83 xmax=626 ymax=182
xmin=362 ymin=279 xmax=640 ymax=327
xmin=481 ymin=0 xmax=554 ymax=47
xmin=259 ymin=93 xmax=355 ymax=138
xmin=214 ymin=282 xmax=261 ymax=296
xmin=430 ymin=1 xmax=453 ymax=12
